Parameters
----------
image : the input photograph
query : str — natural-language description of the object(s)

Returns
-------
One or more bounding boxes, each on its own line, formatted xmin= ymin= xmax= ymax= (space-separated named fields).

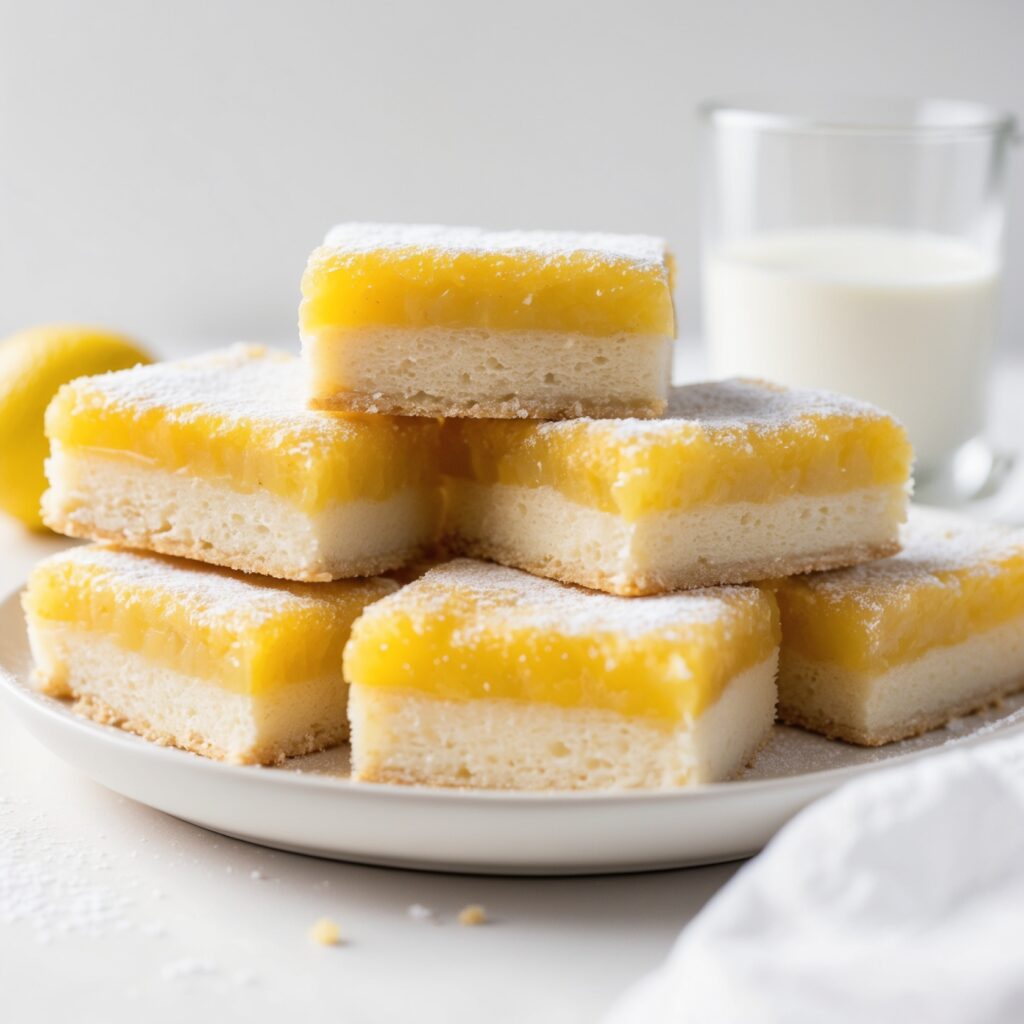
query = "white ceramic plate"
xmin=3 ymin=588 xmax=1023 ymax=875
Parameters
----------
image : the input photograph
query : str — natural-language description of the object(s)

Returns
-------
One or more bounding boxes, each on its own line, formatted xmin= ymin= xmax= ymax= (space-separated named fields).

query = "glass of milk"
xmin=700 ymin=98 xmax=1016 ymax=500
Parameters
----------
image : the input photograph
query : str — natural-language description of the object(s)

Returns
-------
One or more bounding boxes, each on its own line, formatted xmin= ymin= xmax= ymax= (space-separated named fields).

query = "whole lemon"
xmin=0 ymin=325 xmax=152 ymax=528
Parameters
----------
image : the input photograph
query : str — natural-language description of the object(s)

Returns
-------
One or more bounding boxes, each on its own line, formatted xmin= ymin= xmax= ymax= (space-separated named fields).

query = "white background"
xmin=1 ymin=0 xmax=1022 ymax=350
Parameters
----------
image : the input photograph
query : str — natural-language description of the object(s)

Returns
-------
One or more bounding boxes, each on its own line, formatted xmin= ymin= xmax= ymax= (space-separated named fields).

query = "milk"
xmin=704 ymin=228 xmax=1000 ymax=473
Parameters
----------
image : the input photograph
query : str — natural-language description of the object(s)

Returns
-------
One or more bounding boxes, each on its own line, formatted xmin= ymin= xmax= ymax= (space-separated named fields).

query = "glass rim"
xmin=699 ymin=96 xmax=1017 ymax=140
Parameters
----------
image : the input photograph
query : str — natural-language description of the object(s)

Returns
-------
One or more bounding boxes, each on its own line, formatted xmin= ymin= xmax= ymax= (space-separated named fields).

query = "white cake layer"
xmin=349 ymin=654 xmax=778 ymax=790
xmin=27 ymin=625 xmax=347 ymax=764
xmin=778 ymin=613 xmax=1024 ymax=746
xmin=302 ymin=326 xmax=672 ymax=419
xmin=444 ymin=480 xmax=905 ymax=595
xmin=43 ymin=446 xmax=441 ymax=581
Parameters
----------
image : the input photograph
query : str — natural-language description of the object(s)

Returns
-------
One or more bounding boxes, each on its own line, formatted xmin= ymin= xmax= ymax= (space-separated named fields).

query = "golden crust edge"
xmin=444 ymin=536 xmax=903 ymax=596
xmin=353 ymin=731 xmax=771 ymax=790
xmin=67 ymin=692 xmax=347 ymax=765
xmin=41 ymin=512 xmax=431 ymax=583
xmin=308 ymin=391 xmax=666 ymax=420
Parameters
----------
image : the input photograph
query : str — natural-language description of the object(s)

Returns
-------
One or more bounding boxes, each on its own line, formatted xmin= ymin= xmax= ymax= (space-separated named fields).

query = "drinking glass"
xmin=700 ymin=98 xmax=1016 ymax=502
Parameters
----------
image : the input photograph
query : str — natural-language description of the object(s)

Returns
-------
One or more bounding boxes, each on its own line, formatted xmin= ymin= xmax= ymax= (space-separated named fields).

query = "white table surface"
xmin=2 ymin=345 xmax=1023 ymax=1023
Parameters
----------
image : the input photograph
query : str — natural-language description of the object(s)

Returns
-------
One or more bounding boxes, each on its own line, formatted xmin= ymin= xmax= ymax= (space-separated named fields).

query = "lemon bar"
xmin=299 ymin=223 xmax=675 ymax=419
xmin=344 ymin=559 xmax=780 ymax=790
xmin=443 ymin=379 xmax=912 ymax=595
xmin=774 ymin=508 xmax=1024 ymax=746
xmin=42 ymin=345 xmax=443 ymax=581
xmin=24 ymin=545 xmax=396 ymax=763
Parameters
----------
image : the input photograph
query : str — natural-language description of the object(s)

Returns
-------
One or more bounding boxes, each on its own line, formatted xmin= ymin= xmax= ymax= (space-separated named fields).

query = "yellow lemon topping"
xmin=344 ymin=560 xmax=779 ymax=723
xmin=442 ymin=379 xmax=911 ymax=521
xmin=300 ymin=223 xmax=675 ymax=338
xmin=44 ymin=345 xmax=441 ymax=514
xmin=773 ymin=509 xmax=1024 ymax=673
xmin=0 ymin=324 xmax=150 ymax=528
xmin=24 ymin=545 xmax=395 ymax=695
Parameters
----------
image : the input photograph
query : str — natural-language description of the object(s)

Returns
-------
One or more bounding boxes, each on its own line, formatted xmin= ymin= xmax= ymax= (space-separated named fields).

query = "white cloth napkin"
xmin=607 ymin=733 xmax=1024 ymax=1024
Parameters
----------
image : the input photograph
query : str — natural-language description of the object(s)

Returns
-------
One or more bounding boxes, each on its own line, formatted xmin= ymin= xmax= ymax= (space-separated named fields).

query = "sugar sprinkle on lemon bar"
xmin=300 ymin=222 xmax=675 ymax=420
xmin=24 ymin=544 xmax=396 ymax=763
xmin=443 ymin=378 xmax=912 ymax=594
xmin=344 ymin=558 xmax=779 ymax=789
xmin=42 ymin=344 xmax=443 ymax=581
xmin=774 ymin=507 xmax=1024 ymax=746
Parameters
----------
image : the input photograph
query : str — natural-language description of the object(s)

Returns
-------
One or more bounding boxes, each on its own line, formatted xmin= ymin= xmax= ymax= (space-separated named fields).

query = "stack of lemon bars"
xmin=23 ymin=224 xmax=1024 ymax=789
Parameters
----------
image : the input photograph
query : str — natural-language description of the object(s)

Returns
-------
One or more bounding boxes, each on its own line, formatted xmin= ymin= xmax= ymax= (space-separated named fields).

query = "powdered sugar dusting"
xmin=160 ymin=957 xmax=219 ymax=982
xmin=320 ymin=222 xmax=668 ymax=269
xmin=663 ymin=378 xmax=894 ymax=432
xmin=747 ymin=694 xmax=1024 ymax=780
xmin=897 ymin=506 xmax=1024 ymax=575
xmin=0 ymin=803 xmax=132 ymax=944
xmin=797 ymin=507 xmax=1024 ymax=610
xmin=60 ymin=344 xmax=370 ymax=447
xmin=35 ymin=544 xmax=396 ymax=629
xmin=362 ymin=558 xmax=767 ymax=641
xmin=531 ymin=378 xmax=901 ymax=446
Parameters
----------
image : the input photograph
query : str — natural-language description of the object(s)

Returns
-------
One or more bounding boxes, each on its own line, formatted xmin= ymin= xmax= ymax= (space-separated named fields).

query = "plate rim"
xmin=5 ymin=584 xmax=1023 ymax=807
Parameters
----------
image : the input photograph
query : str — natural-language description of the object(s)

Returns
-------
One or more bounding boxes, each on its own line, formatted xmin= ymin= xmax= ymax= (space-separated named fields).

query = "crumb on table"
xmin=458 ymin=904 xmax=487 ymax=927
xmin=309 ymin=917 xmax=342 ymax=945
